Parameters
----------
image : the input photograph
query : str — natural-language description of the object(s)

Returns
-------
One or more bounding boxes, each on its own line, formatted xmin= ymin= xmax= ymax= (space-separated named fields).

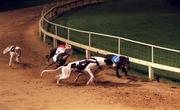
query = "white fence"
xmin=39 ymin=0 xmax=180 ymax=80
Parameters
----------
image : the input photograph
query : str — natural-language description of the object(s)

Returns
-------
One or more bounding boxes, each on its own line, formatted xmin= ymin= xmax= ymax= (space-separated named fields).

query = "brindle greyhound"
xmin=104 ymin=54 xmax=129 ymax=78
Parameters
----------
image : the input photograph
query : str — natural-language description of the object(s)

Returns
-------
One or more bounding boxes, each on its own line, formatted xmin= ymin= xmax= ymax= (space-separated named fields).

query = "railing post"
xmin=67 ymin=28 xmax=70 ymax=40
xmin=86 ymin=50 xmax=91 ymax=59
xmin=118 ymin=38 xmax=121 ymax=54
xmin=53 ymin=38 xmax=57 ymax=48
xmin=86 ymin=33 xmax=91 ymax=59
xmin=148 ymin=66 xmax=154 ymax=80
xmin=55 ymin=25 xmax=58 ymax=35
xmin=39 ymin=20 xmax=43 ymax=38
xmin=152 ymin=46 xmax=154 ymax=63
xmin=148 ymin=46 xmax=154 ymax=80
xmin=89 ymin=33 xmax=91 ymax=46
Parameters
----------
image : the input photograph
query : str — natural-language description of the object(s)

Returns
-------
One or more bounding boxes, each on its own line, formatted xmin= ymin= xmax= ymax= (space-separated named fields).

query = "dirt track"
xmin=0 ymin=6 xmax=180 ymax=110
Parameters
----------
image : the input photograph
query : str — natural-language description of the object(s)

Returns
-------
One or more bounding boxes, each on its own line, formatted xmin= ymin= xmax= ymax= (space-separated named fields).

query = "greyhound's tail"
xmin=40 ymin=66 xmax=62 ymax=77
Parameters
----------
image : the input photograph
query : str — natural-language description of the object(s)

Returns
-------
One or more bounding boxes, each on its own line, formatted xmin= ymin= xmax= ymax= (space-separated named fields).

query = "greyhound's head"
xmin=3 ymin=46 xmax=11 ymax=54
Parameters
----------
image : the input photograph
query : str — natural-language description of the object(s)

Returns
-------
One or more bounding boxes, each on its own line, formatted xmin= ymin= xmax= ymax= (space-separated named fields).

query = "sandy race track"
xmin=0 ymin=6 xmax=180 ymax=110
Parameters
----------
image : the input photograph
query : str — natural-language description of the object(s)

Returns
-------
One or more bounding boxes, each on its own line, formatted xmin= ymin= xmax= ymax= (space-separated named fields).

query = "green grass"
xmin=53 ymin=0 xmax=180 ymax=50
xmin=48 ymin=0 xmax=180 ymax=84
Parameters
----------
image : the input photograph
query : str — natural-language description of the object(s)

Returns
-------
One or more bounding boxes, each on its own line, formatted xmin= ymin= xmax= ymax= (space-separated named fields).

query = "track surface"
xmin=0 ymin=6 xmax=180 ymax=110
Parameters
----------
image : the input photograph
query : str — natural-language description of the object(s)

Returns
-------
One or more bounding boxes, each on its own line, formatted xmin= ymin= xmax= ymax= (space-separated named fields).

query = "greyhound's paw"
xmin=86 ymin=81 xmax=95 ymax=86
xmin=117 ymin=76 xmax=122 ymax=78
xmin=56 ymin=83 xmax=61 ymax=86
xmin=56 ymin=80 xmax=60 ymax=85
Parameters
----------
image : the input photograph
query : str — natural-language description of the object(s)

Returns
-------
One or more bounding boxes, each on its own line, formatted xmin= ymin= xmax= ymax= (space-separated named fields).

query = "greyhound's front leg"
xmin=116 ymin=67 xmax=121 ymax=78
xmin=122 ymin=66 xmax=128 ymax=76
xmin=86 ymin=69 xmax=94 ymax=85
xmin=9 ymin=52 xmax=14 ymax=67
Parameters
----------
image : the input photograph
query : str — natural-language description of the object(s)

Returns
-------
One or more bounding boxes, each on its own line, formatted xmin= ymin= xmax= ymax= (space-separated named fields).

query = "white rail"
xmin=39 ymin=0 xmax=180 ymax=80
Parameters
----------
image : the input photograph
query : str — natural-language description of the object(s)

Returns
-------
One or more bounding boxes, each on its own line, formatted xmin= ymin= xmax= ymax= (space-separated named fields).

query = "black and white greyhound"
xmin=3 ymin=45 xmax=22 ymax=67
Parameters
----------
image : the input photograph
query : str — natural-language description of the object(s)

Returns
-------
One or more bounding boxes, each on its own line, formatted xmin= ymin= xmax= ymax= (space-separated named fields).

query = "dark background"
xmin=0 ymin=0 xmax=51 ymax=11
xmin=0 ymin=0 xmax=180 ymax=12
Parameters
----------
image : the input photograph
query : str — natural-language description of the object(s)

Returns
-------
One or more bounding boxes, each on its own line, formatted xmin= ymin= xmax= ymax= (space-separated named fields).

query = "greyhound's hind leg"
xmin=74 ymin=72 xmax=83 ymax=83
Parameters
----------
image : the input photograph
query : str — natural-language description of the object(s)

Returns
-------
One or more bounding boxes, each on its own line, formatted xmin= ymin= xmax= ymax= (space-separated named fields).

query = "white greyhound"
xmin=41 ymin=56 xmax=106 ymax=85
xmin=3 ymin=45 xmax=21 ymax=67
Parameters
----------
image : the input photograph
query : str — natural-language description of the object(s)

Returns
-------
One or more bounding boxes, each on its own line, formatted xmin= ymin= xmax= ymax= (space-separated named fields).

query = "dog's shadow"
xmin=57 ymin=76 xmax=141 ymax=88
xmin=72 ymin=80 xmax=141 ymax=88
xmin=94 ymin=80 xmax=141 ymax=88
xmin=17 ymin=62 xmax=34 ymax=69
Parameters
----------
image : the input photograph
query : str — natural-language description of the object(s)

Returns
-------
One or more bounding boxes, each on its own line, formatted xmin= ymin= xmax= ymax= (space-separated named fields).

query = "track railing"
xmin=39 ymin=0 xmax=180 ymax=80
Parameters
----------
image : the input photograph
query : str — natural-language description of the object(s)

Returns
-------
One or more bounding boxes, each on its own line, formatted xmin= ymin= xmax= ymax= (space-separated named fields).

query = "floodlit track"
xmin=0 ymin=5 xmax=179 ymax=110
